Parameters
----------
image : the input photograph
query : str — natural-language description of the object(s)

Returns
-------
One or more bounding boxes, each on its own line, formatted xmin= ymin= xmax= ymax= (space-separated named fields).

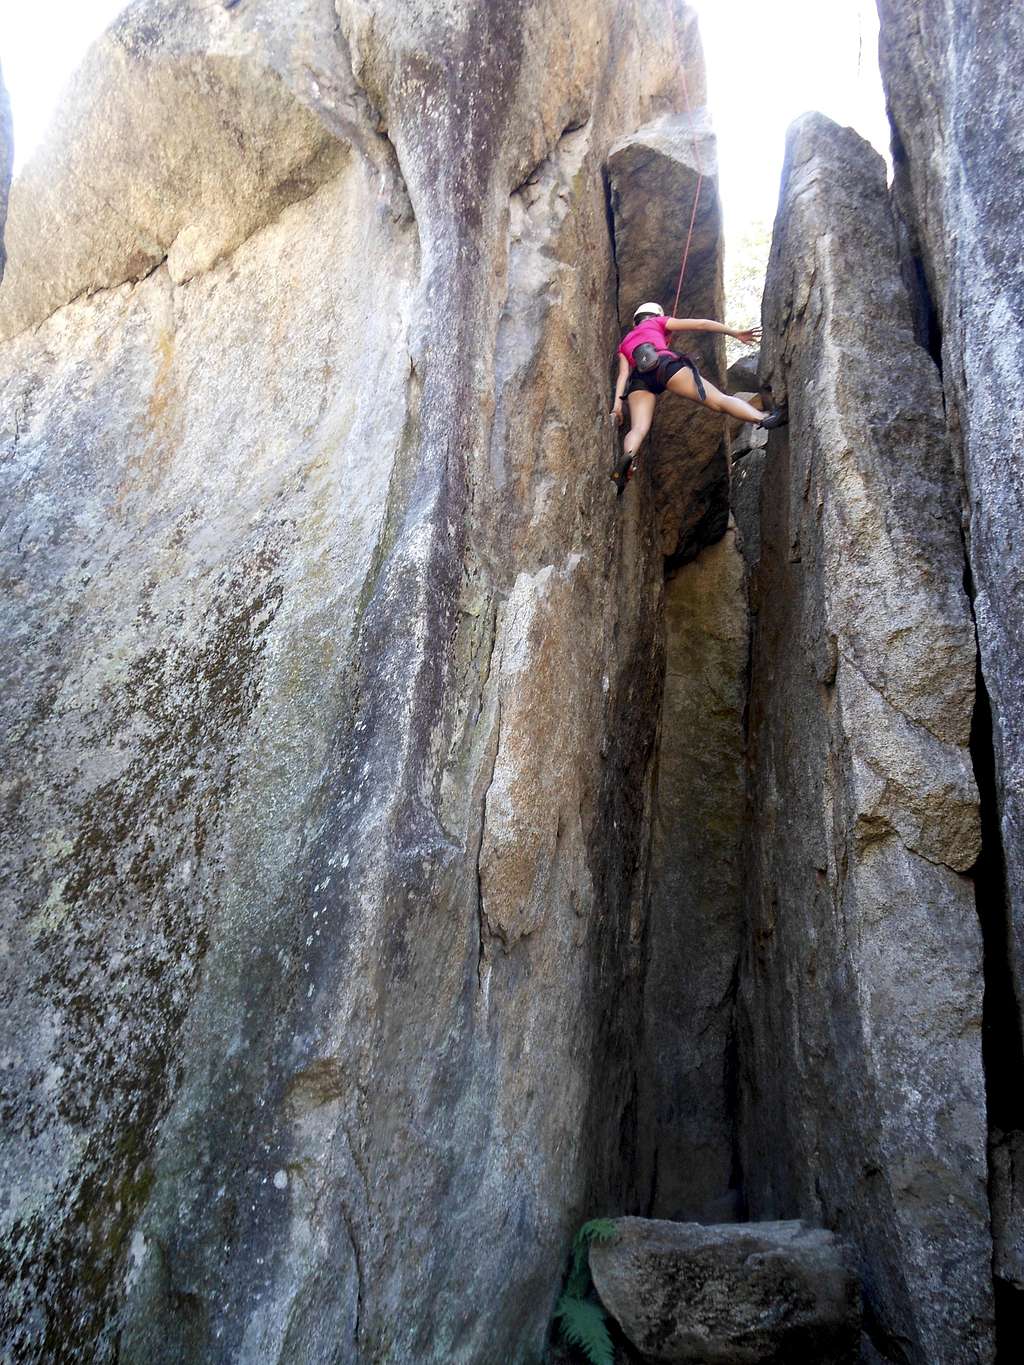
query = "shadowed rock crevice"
xmin=636 ymin=531 xmax=748 ymax=1225
xmin=889 ymin=123 xmax=943 ymax=372
xmin=605 ymin=89 xmax=750 ymax=1234
xmin=965 ymin=576 xmax=1024 ymax=1355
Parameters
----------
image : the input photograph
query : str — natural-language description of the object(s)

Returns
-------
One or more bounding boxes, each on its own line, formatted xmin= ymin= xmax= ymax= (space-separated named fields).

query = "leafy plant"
xmin=553 ymin=1296 xmax=614 ymax=1365
xmin=553 ymin=1218 xmax=619 ymax=1365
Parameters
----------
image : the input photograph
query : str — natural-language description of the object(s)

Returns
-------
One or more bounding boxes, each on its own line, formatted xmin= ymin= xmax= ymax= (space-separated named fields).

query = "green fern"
xmin=555 ymin=1218 xmax=620 ymax=1364
xmin=553 ymin=1294 xmax=614 ymax=1365
xmin=565 ymin=1219 xmax=619 ymax=1299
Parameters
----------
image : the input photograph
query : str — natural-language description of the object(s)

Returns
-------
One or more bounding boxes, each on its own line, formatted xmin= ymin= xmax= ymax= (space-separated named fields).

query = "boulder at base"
xmin=588 ymin=1217 xmax=861 ymax=1364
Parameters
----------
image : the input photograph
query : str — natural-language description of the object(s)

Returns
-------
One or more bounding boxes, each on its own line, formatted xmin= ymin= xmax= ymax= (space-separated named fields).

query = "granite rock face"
xmin=742 ymin=115 xmax=991 ymax=1363
xmin=608 ymin=109 xmax=728 ymax=564
xmin=589 ymin=1217 xmax=860 ymax=1364
xmin=0 ymin=3 xmax=352 ymax=337
xmin=0 ymin=1 xmax=711 ymax=1359
xmin=0 ymin=64 xmax=10 ymax=281
xmin=877 ymin=0 xmax=1024 ymax=1325
xmin=4 ymin=1 xmax=1014 ymax=1360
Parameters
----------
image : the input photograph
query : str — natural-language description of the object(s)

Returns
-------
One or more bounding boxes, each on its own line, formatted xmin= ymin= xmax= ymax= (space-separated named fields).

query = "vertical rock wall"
xmin=0 ymin=63 xmax=10 ymax=281
xmin=741 ymin=115 xmax=992 ymax=1363
xmin=0 ymin=1 xmax=711 ymax=1359
xmin=876 ymin=0 xmax=1024 ymax=1333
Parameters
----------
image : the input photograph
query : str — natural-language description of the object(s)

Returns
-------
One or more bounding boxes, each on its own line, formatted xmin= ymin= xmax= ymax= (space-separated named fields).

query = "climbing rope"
xmin=670 ymin=59 xmax=705 ymax=317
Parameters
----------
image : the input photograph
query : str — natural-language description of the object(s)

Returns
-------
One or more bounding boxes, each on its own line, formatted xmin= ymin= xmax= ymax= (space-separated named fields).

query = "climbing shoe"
xmin=759 ymin=404 xmax=789 ymax=431
xmin=611 ymin=454 xmax=636 ymax=496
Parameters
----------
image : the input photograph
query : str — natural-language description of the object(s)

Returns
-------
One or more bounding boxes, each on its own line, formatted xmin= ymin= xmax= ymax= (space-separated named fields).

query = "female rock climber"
xmin=610 ymin=302 xmax=787 ymax=492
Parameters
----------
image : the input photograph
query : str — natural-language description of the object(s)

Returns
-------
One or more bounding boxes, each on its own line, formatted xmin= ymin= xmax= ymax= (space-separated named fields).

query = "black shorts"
xmin=625 ymin=352 xmax=705 ymax=400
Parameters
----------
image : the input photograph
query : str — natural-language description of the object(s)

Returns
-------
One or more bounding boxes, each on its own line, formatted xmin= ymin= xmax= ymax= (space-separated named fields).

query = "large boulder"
xmin=0 ymin=3 xmax=353 ymax=339
xmin=742 ymin=114 xmax=991 ymax=1362
xmin=588 ymin=1217 xmax=860 ymax=1364
xmin=0 ymin=1 xmax=713 ymax=1359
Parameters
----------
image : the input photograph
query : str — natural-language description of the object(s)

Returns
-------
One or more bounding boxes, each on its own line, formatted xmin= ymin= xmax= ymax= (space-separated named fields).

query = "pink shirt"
xmin=618 ymin=315 xmax=674 ymax=366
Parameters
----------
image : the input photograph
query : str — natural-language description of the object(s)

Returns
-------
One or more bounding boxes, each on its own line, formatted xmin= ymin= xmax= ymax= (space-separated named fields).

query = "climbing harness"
xmin=670 ymin=60 xmax=705 ymax=317
xmin=626 ymin=352 xmax=707 ymax=402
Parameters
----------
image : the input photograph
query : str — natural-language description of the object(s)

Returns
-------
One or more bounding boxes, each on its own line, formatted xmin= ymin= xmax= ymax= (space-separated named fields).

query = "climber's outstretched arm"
xmin=667 ymin=318 xmax=762 ymax=345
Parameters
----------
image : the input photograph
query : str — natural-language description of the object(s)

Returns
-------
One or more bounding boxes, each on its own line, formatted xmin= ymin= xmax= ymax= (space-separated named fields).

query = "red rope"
xmin=672 ymin=174 xmax=703 ymax=316
xmin=670 ymin=56 xmax=706 ymax=317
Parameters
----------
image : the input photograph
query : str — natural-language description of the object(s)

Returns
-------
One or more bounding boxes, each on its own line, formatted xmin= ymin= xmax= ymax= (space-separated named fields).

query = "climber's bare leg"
xmin=665 ymin=368 xmax=765 ymax=424
xmin=624 ymin=391 xmax=656 ymax=458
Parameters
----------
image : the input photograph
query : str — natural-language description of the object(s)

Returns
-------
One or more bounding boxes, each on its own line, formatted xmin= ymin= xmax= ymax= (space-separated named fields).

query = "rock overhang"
xmin=0 ymin=0 xmax=369 ymax=341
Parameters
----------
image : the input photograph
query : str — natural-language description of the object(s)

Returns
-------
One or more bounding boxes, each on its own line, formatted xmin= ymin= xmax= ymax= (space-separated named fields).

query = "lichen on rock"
xmin=589 ymin=1216 xmax=861 ymax=1364
xmin=0 ymin=1 xmax=712 ymax=1360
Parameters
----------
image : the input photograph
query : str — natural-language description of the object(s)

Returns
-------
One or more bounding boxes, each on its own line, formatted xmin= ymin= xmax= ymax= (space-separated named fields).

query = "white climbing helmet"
xmin=633 ymin=301 xmax=664 ymax=323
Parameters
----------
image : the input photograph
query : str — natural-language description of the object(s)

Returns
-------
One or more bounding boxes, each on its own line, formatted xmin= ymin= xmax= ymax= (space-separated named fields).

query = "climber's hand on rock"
xmin=733 ymin=327 xmax=762 ymax=345
xmin=611 ymin=400 xmax=623 ymax=426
